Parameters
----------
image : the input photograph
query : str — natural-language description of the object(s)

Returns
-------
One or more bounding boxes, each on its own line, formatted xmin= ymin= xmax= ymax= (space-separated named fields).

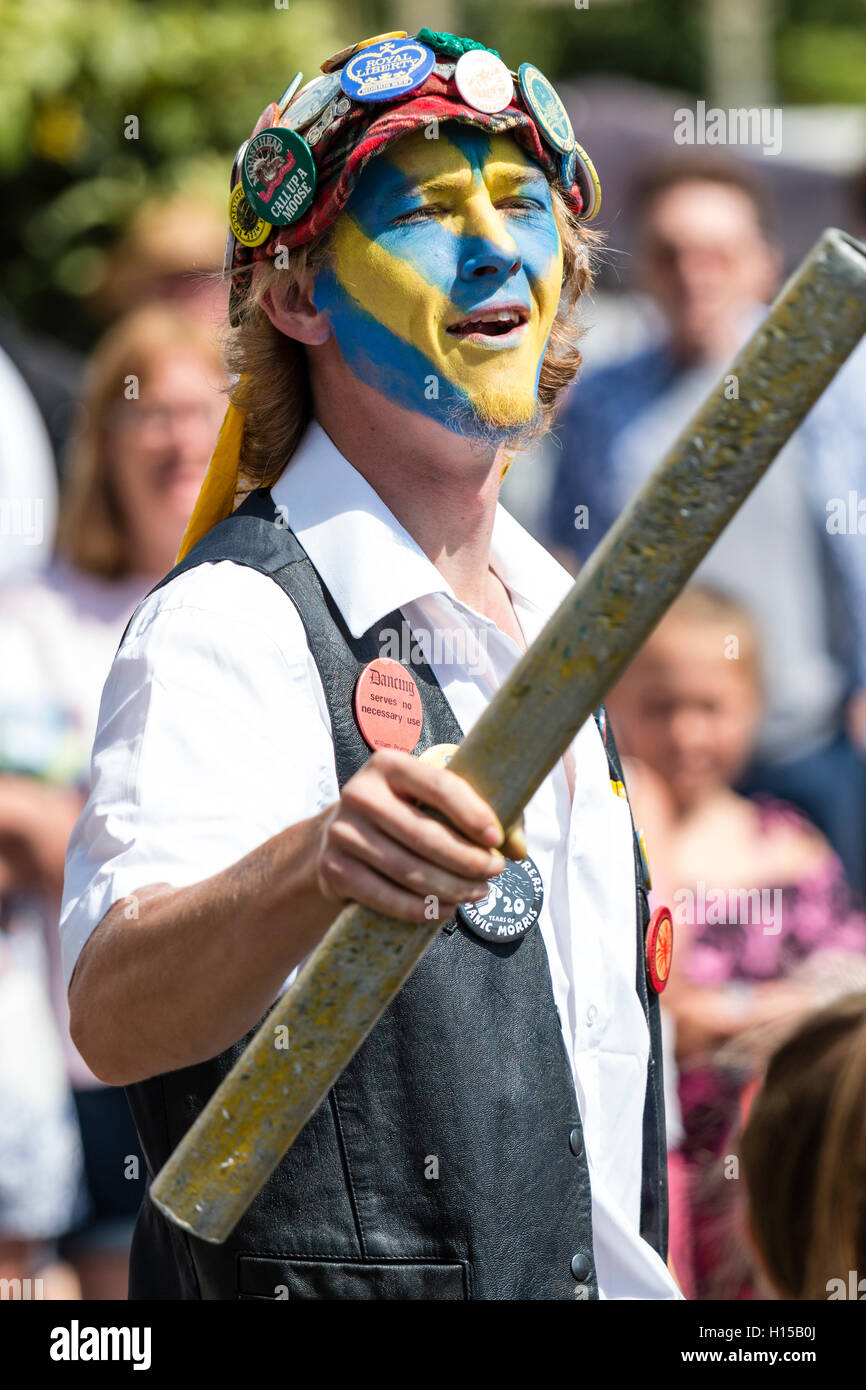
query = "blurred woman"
xmin=607 ymin=584 xmax=866 ymax=1298
xmin=0 ymin=304 xmax=226 ymax=1297
xmin=741 ymin=991 xmax=866 ymax=1300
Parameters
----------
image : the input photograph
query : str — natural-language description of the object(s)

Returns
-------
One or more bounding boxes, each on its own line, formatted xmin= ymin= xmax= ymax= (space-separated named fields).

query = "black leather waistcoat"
xmin=124 ymin=488 xmax=668 ymax=1300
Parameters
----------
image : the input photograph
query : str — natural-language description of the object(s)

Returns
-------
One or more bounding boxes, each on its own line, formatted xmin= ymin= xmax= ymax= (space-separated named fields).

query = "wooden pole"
xmin=151 ymin=228 xmax=866 ymax=1243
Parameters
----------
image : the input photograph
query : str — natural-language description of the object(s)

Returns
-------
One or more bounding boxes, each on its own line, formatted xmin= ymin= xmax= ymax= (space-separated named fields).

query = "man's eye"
xmin=497 ymin=197 xmax=545 ymax=214
xmin=390 ymin=205 xmax=443 ymax=226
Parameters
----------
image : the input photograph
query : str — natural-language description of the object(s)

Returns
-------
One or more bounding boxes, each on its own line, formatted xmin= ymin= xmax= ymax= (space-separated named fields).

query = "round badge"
xmin=458 ymin=855 xmax=543 ymax=945
xmin=517 ymin=62 xmax=575 ymax=154
xmin=646 ymin=906 xmax=673 ymax=993
xmin=241 ymin=127 xmax=316 ymax=226
xmin=417 ymin=742 xmax=459 ymax=768
xmin=341 ymin=37 xmax=435 ymax=102
xmin=281 ymin=71 xmax=344 ymax=130
xmin=305 ymin=95 xmax=351 ymax=146
xmin=321 ymin=31 xmax=408 ymax=73
xmin=276 ymin=72 xmax=305 ymax=116
xmin=228 ymin=183 xmax=271 ymax=247
xmin=572 ymin=140 xmax=602 ymax=221
xmin=454 ymin=48 xmax=514 ymax=114
xmin=354 ymin=658 xmax=423 ymax=753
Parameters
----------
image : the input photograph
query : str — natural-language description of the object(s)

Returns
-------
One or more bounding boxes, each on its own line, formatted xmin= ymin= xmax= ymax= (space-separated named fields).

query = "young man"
xmin=61 ymin=29 xmax=680 ymax=1300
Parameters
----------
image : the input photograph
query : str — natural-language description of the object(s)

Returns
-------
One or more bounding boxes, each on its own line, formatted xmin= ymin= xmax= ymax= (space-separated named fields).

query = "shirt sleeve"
xmin=58 ymin=560 xmax=337 ymax=990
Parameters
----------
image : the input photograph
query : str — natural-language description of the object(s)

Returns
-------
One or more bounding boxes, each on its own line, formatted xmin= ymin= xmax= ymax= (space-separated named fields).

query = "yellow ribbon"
xmin=176 ymin=400 xmax=245 ymax=562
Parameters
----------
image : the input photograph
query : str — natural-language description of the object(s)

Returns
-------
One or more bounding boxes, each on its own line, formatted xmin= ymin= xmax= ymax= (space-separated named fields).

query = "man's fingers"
xmin=328 ymin=813 xmax=495 ymax=907
xmin=341 ymin=761 xmax=505 ymax=880
xmin=318 ymin=849 xmax=459 ymax=926
xmin=371 ymin=749 xmax=505 ymax=847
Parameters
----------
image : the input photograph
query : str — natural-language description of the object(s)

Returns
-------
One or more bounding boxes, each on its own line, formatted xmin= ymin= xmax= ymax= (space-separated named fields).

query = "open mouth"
xmin=446 ymin=306 xmax=530 ymax=341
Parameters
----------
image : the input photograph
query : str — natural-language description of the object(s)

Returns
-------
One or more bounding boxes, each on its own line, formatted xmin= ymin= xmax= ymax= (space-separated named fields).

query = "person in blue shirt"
xmin=548 ymin=153 xmax=866 ymax=900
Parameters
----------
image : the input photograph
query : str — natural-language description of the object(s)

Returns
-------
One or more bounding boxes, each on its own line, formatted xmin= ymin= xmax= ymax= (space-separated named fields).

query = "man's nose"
xmin=458 ymin=239 xmax=521 ymax=281
xmin=456 ymin=199 xmax=521 ymax=283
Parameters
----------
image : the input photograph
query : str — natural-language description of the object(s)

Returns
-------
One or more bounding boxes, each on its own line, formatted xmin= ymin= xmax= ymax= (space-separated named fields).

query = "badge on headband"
xmin=241 ymin=127 xmax=316 ymax=226
xmin=454 ymin=49 xmax=514 ymax=114
xmin=281 ymin=71 xmax=344 ymax=131
xmin=321 ymin=31 xmax=408 ymax=74
xmin=571 ymin=140 xmax=602 ymax=220
xmin=228 ymin=185 xmax=271 ymax=247
xmin=341 ymin=37 xmax=435 ymax=102
xmin=517 ymin=63 xmax=575 ymax=155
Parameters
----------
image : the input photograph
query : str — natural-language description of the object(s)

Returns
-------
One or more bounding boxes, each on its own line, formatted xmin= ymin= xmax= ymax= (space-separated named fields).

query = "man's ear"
xmin=260 ymin=267 xmax=332 ymax=347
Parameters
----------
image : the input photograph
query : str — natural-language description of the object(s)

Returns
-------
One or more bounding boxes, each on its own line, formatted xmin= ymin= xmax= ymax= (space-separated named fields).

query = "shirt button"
xmin=586 ymin=1004 xmax=598 ymax=1028
xmin=569 ymin=1127 xmax=584 ymax=1158
xmin=571 ymin=1252 xmax=593 ymax=1282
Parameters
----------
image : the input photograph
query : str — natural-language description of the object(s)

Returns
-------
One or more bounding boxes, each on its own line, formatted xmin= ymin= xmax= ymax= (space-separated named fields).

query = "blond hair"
xmin=227 ymin=183 xmax=600 ymax=491
xmin=57 ymin=305 xmax=227 ymax=578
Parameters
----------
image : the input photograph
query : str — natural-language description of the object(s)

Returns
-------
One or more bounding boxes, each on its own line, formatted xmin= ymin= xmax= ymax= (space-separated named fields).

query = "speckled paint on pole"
xmin=150 ymin=228 xmax=866 ymax=1244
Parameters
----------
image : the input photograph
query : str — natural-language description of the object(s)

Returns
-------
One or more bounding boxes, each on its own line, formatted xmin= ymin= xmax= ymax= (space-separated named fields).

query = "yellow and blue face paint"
xmin=312 ymin=125 xmax=564 ymax=440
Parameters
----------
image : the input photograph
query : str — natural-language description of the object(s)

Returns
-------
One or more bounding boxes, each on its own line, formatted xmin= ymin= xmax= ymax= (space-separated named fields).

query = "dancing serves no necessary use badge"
xmin=355 ymin=658 xmax=423 ymax=753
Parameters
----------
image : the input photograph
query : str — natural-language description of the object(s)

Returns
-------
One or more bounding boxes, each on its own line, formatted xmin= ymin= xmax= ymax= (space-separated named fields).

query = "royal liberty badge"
xmin=457 ymin=856 xmax=544 ymax=945
xmin=340 ymin=37 xmax=435 ymax=102
xmin=241 ymin=127 xmax=316 ymax=226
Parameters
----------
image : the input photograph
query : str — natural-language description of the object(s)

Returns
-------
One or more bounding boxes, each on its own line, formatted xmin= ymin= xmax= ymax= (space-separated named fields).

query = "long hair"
xmin=740 ymin=991 xmax=866 ymax=1299
xmin=56 ymin=305 xmax=227 ymax=578
xmin=227 ymin=183 xmax=600 ymax=492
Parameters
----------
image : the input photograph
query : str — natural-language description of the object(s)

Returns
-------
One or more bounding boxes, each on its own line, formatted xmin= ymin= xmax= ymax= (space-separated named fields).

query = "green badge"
xmin=241 ymin=127 xmax=317 ymax=227
xmin=518 ymin=62 xmax=575 ymax=155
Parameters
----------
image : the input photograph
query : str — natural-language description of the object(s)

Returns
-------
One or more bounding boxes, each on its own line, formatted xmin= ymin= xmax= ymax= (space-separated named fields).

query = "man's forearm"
xmin=68 ymin=807 xmax=340 ymax=1085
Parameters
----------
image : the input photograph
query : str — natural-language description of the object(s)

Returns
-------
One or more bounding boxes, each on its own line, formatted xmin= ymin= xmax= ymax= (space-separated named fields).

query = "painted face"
xmin=312 ymin=125 xmax=564 ymax=439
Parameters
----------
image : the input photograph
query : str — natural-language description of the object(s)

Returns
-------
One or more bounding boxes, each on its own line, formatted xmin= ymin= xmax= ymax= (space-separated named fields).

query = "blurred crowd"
xmin=1 ymin=150 xmax=865 ymax=1300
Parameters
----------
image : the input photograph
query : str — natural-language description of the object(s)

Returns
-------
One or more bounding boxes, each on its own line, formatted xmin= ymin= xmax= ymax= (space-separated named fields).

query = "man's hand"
xmin=316 ymin=748 xmax=513 ymax=924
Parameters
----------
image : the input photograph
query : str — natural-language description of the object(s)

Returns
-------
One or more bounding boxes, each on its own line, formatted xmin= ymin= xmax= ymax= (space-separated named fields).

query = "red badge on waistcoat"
xmin=646 ymin=905 xmax=673 ymax=993
xmin=354 ymin=658 xmax=423 ymax=753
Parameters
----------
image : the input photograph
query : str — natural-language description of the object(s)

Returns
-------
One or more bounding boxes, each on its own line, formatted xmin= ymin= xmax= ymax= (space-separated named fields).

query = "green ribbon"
xmin=415 ymin=28 xmax=502 ymax=61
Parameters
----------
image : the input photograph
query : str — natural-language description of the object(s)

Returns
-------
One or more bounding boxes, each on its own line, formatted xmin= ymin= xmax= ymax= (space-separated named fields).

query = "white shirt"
xmin=60 ymin=419 xmax=681 ymax=1300
xmin=0 ymin=559 xmax=152 ymax=1089
xmin=0 ymin=344 xmax=58 ymax=578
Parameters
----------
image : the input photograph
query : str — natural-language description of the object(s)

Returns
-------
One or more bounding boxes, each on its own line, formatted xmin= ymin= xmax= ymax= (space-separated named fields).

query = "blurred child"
xmin=741 ymin=990 xmax=866 ymax=1300
xmin=0 ymin=303 xmax=226 ymax=1297
xmin=607 ymin=584 xmax=866 ymax=1298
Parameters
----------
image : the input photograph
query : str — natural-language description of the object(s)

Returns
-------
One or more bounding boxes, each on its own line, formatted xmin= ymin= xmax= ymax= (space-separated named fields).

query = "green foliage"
xmin=0 ymin=0 xmax=863 ymax=348
xmin=0 ymin=0 xmax=346 ymax=346
xmin=778 ymin=24 xmax=866 ymax=102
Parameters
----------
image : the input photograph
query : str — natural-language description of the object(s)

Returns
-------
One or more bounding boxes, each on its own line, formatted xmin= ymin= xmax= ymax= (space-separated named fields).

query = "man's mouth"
xmin=446 ymin=305 xmax=530 ymax=343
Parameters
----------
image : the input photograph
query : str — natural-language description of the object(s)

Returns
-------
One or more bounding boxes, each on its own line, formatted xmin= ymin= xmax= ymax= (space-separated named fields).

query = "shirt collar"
xmin=270 ymin=418 xmax=575 ymax=638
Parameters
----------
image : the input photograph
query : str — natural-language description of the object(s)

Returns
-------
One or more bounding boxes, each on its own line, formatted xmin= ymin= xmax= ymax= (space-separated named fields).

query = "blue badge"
xmin=340 ymin=37 xmax=435 ymax=102
xmin=518 ymin=62 xmax=575 ymax=155
xmin=560 ymin=147 xmax=577 ymax=190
